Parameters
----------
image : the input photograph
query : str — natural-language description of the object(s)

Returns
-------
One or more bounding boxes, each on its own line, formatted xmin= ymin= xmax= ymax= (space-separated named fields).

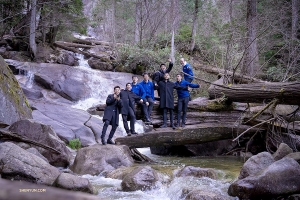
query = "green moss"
xmin=67 ymin=138 xmax=81 ymax=150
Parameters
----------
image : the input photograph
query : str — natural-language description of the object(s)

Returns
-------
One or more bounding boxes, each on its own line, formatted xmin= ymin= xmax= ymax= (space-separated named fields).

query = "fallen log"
xmin=54 ymin=42 xmax=110 ymax=61
xmin=208 ymin=81 xmax=300 ymax=105
xmin=72 ymin=38 xmax=123 ymax=47
xmin=55 ymin=41 xmax=94 ymax=48
xmin=115 ymin=123 xmax=262 ymax=148
xmin=195 ymin=63 xmax=264 ymax=83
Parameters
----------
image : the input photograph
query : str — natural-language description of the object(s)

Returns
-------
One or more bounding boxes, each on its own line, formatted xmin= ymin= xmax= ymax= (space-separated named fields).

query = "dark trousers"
xmin=162 ymin=108 xmax=174 ymax=126
xmin=145 ymin=97 xmax=154 ymax=118
xmin=177 ymin=96 xmax=189 ymax=125
xmin=101 ymin=119 xmax=117 ymax=140
xmin=122 ymin=107 xmax=136 ymax=133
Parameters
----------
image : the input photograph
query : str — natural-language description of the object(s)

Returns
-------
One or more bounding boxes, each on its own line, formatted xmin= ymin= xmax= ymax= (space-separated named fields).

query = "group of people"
xmin=100 ymin=58 xmax=200 ymax=145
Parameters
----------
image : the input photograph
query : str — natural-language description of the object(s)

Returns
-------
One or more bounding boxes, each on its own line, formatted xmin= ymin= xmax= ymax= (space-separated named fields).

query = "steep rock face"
xmin=0 ymin=56 xmax=32 ymax=125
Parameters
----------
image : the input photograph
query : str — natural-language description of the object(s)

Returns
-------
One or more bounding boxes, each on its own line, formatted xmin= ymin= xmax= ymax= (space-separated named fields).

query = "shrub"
xmin=67 ymin=138 xmax=81 ymax=150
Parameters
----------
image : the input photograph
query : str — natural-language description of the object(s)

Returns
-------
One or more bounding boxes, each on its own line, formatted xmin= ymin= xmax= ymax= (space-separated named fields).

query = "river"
xmin=81 ymin=148 xmax=242 ymax=199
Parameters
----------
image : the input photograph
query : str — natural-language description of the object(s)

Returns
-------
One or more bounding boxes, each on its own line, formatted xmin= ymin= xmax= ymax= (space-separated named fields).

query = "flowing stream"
xmin=70 ymin=53 xmax=243 ymax=199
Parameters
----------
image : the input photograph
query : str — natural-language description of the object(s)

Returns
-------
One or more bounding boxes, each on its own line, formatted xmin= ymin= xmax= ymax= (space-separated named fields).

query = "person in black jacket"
xmin=101 ymin=86 xmax=123 ymax=145
xmin=120 ymin=83 xmax=143 ymax=136
xmin=158 ymin=73 xmax=187 ymax=129
xmin=153 ymin=58 xmax=173 ymax=97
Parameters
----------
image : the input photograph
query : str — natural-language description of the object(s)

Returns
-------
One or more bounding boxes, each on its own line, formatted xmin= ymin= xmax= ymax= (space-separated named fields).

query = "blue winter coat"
xmin=139 ymin=80 xmax=155 ymax=100
xmin=182 ymin=62 xmax=194 ymax=81
xmin=175 ymin=80 xmax=199 ymax=99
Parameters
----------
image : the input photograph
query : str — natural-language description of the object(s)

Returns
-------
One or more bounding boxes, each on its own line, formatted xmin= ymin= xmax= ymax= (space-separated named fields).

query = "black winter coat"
xmin=158 ymin=80 xmax=187 ymax=109
xmin=102 ymin=94 xmax=123 ymax=126
xmin=120 ymin=89 xmax=141 ymax=115
xmin=153 ymin=62 xmax=173 ymax=85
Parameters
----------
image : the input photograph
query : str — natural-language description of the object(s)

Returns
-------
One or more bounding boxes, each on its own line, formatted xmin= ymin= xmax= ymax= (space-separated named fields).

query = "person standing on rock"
xmin=175 ymin=74 xmax=200 ymax=128
xmin=131 ymin=75 xmax=151 ymax=123
xmin=101 ymin=86 xmax=123 ymax=145
xmin=158 ymin=73 xmax=188 ymax=129
xmin=180 ymin=58 xmax=194 ymax=83
xmin=139 ymin=72 xmax=155 ymax=122
xmin=120 ymin=83 xmax=143 ymax=136
xmin=153 ymin=58 xmax=173 ymax=98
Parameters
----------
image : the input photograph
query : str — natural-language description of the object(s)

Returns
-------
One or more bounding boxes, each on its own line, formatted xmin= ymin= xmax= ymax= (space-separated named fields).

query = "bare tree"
xmin=190 ymin=0 xmax=200 ymax=53
xmin=29 ymin=0 xmax=37 ymax=58
xmin=242 ymin=0 xmax=259 ymax=77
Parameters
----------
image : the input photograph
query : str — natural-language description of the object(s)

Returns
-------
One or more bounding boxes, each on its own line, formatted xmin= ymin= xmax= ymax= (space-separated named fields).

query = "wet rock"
xmin=185 ymin=190 xmax=228 ymax=200
xmin=0 ymin=178 xmax=101 ymax=200
xmin=238 ymin=152 xmax=275 ymax=179
xmin=0 ymin=142 xmax=61 ymax=185
xmin=21 ymin=86 xmax=43 ymax=100
xmin=70 ymin=144 xmax=134 ymax=175
xmin=54 ymin=173 xmax=94 ymax=194
xmin=88 ymin=58 xmax=113 ymax=71
xmin=8 ymin=119 xmax=72 ymax=167
xmin=0 ymin=56 xmax=32 ymax=125
xmin=121 ymin=166 xmax=159 ymax=191
xmin=57 ymin=51 xmax=76 ymax=66
xmin=176 ymin=166 xmax=217 ymax=180
xmin=228 ymin=157 xmax=300 ymax=199
xmin=273 ymin=143 xmax=293 ymax=161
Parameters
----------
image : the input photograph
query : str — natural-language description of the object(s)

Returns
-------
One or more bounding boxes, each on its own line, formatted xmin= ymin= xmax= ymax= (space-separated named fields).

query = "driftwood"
xmin=208 ymin=81 xmax=300 ymax=105
xmin=115 ymin=123 xmax=262 ymax=148
xmin=0 ymin=129 xmax=61 ymax=154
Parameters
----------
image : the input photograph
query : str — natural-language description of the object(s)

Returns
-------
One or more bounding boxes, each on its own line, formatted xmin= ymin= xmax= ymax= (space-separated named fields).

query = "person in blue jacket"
xmin=175 ymin=74 xmax=200 ymax=127
xmin=139 ymin=72 xmax=155 ymax=122
xmin=131 ymin=75 xmax=151 ymax=122
xmin=180 ymin=58 xmax=194 ymax=83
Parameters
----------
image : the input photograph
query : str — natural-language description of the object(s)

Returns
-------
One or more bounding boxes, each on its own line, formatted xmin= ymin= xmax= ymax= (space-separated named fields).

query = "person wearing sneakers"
xmin=120 ymin=83 xmax=143 ymax=136
xmin=100 ymin=86 xmax=123 ymax=145
xmin=175 ymin=74 xmax=200 ymax=128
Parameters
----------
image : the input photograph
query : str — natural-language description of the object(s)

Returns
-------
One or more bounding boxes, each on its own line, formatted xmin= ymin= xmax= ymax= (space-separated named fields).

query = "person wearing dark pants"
xmin=131 ymin=75 xmax=150 ymax=122
xmin=175 ymin=74 xmax=200 ymax=127
xmin=120 ymin=83 xmax=143 ymax=136
xmin=139 ymin=72 xmax=155 ymax=122
xmin=101 ymin=86 xmax=123 ymax=145
xmin=153 ymin=58 xmax=173 ymax=98
xmin=158 ymin=73 xmax=187 ymax=129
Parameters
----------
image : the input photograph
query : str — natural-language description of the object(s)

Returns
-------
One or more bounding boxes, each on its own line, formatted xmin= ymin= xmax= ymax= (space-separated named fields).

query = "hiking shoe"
xmin=101 ymin=138 xmax=106 ymax=145
xmin=160 ymin=124 xmax=167 ymax=128
xmin=131 ymin=132 xmax=138 ymax=135
xmin=107 ymin=139 xmax=115 ymax=144
xmin=181 ymin=123 xmax=185 ymax=128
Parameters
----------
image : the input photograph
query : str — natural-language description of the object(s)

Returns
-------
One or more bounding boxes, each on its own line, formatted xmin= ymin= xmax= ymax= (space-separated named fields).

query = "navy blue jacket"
xmin=139 ymin=80 xmax=155 ymax=100
xmin=175 ymin=80 xmax=199 ymax=99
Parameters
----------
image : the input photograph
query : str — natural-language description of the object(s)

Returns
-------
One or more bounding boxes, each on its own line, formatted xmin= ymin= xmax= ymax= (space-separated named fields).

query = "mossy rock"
xmin=0 ymin=55 xmax=32 ymax=125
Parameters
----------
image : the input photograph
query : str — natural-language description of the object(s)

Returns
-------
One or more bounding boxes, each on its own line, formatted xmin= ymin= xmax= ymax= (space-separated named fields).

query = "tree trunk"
xmin=292 ymin=0 xmax=299 ymax=40
xmin=208 ymin=81 xmax=300 ymax=105
xmin=190 ymin=0 xmax=199 ymax=53
xmin=242 ymin=0 xmax=258 ymax=77
xmin=115 ymin=123 xmax=260 ymax=148
xmin=29 ymin=0 xmax=37 ymax=59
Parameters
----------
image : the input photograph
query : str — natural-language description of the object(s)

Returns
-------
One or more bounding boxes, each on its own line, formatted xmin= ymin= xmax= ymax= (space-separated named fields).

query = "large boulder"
xmin=54 ymin=173 xmax=94 ymax=194
xmin=0 ymin=56 xmax=32 ymax=125
xmin=0 ymin=178 xmax=101 ymax=200
xmin=238 ymin=152 xmax=275 ymax=179
xmin=8 ymin=119 xmax=72 ymax=167
xmin=30 ymin=100 xmax=101 ymax=146
xmin=121 ymin=166 xmax=159 ymax=191
xmin=0 ymin=142 xmax=61 ymax=185
xmin=176 ymin=166 xmax=217 ymax=180
xmin=185 ymin=190 xmax=228 ymax=200
xmin=88 ymin=58 xmax=113 ymax=71
xmin=70 ymin=144 xmax=134 ymax=175
xmin=228 ymin=157 xmax=300 ymax=199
